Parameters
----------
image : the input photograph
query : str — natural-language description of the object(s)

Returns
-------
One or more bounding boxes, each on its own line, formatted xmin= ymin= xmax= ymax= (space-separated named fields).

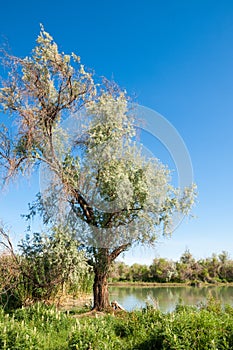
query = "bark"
xmin=92 ymin=268 xmax=109 ymax=310
xmin=92 ymin=245 xmax=131 ymax=311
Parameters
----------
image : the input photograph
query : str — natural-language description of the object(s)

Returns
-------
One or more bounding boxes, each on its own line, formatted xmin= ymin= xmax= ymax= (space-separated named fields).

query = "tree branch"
xmin=109 ymin=243 xmax=131 ymax=262
xmin=71 ymin=189 xmax=97 ymax=226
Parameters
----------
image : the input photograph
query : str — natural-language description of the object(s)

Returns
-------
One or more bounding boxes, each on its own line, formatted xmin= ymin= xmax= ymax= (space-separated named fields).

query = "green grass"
xmin=0 ymin=303 xmax=76 ymax=349
xmin=0 ymin=299 xmax=233 ymax=349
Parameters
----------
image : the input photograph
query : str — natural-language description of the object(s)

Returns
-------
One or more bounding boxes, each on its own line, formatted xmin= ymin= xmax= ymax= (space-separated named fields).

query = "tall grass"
xmin=68 ymin=302 xmax=233 ymax=350
xmin=0 ymin=303 xmax=76 ymax=349
xmin=0 ymin=298 xmax=233 ymax=349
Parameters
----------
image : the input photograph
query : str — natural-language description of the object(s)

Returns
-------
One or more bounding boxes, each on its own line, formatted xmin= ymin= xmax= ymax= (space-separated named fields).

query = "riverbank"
xmin=109 ymin=281 xmax=233 ymax=287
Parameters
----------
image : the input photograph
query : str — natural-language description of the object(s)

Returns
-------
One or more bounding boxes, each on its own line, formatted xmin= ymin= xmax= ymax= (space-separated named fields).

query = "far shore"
xmin=109 ymin=281 xmax=233 ymax=287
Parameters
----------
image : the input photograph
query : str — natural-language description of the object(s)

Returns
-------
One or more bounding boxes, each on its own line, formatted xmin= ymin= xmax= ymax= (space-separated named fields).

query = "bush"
xmin=0 ymin=226 xmax=93 ymax=310
xmin=18 ymin=227 xmax=91 ymax=301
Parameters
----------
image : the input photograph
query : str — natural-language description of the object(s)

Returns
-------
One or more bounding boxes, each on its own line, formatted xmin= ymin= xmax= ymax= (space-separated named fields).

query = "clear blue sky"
xmin=0 ymin=0 xmax=233 ymax=264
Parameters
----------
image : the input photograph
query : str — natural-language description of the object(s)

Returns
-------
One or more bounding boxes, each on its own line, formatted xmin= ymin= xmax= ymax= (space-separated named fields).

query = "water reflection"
xmin=109 ymin=286 xmax=233 ymax=312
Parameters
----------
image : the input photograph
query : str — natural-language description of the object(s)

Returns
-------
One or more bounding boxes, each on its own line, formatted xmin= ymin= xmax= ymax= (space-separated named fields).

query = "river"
xmin=109 ymin=285 xmax=233 ymax=312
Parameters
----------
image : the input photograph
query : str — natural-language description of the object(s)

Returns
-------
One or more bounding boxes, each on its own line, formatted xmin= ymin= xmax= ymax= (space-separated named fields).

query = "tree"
xmin=128 ymin=263 xmax=150 ymax=282
xmin=176 ymin=249 xmax=197 ymax=282
xmin=0 ymin=26 xmax=196 ymax=310
xmin=150 ymin=258 xmax=177 ymax=282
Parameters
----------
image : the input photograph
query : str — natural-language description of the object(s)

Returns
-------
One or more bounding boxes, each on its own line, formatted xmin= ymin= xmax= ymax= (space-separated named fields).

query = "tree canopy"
xmin=0 ymin=26 xmax=196 ymax=309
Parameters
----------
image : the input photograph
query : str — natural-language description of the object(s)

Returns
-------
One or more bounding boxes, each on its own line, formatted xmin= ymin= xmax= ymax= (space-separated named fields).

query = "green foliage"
xmin=0 ymin=299 xmax=231 ymax=349
xmin=68 ymin=301 xmax=233 ymax=350
xmin=0 ymin=303 xmax=76 ymax=349
xmin=0 ymin=227 xmax=93 ymax=311
xmin=109 ymin=250 xmax=233 ymax=284
xmin=18 ymin=226 xmax=92 ymax=301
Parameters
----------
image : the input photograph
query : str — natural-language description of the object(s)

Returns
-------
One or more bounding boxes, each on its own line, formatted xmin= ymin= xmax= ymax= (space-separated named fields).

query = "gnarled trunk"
xmin=91 ymin=245 xmax=131 ymax=311
xmin=92 ymin=248 xmax=111 ymax=310
xmin=93 ymin=269 xmax=109 ymax=310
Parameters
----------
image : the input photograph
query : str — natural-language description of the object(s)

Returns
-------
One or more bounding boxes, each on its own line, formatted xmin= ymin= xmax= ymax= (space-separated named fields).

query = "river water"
xmin=109 ymin=285 xmax=233 ymax=312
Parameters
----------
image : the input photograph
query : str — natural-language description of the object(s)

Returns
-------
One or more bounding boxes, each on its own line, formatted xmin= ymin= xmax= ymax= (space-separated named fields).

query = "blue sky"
xmin=0 ymin=0 xmax=233 ymax=264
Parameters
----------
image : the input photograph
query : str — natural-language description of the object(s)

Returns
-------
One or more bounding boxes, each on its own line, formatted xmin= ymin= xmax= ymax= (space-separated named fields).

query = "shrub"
xmin=0 ymin=226 xmax=93 ymax=310
xmin=18 ymin=227 xmax=91 ymax=302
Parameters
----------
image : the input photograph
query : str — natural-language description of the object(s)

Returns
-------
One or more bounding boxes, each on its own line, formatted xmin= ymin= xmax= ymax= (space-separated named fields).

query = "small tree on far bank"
xmin=0 ymin=27 xmax=196 ymax=310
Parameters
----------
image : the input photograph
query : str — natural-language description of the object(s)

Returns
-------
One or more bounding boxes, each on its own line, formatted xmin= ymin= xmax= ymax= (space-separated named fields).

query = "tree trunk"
xmin=92 ymin=268 xmax=109 ymax=310
xmin=91 ymin=245 xmax=130 ymax=311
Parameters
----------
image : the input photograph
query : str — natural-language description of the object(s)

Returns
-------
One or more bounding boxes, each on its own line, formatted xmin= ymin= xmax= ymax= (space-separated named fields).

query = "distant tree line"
xmin=109 ymin=249 xmax=233 ymax=284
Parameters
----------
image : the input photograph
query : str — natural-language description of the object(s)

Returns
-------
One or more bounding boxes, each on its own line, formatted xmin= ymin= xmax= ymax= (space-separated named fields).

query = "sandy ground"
xmin=56 ymin=294 xmax=93 ymax=310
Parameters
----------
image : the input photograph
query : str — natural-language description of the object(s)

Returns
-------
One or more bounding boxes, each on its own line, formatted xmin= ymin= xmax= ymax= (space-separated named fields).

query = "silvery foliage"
xmin=0 ymin=26 xmax=196 ymax=252
xmin=42 ymin=91 xmax=196 ymax=249
xmin=19 ymin=225 xmax=90 ymax=291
